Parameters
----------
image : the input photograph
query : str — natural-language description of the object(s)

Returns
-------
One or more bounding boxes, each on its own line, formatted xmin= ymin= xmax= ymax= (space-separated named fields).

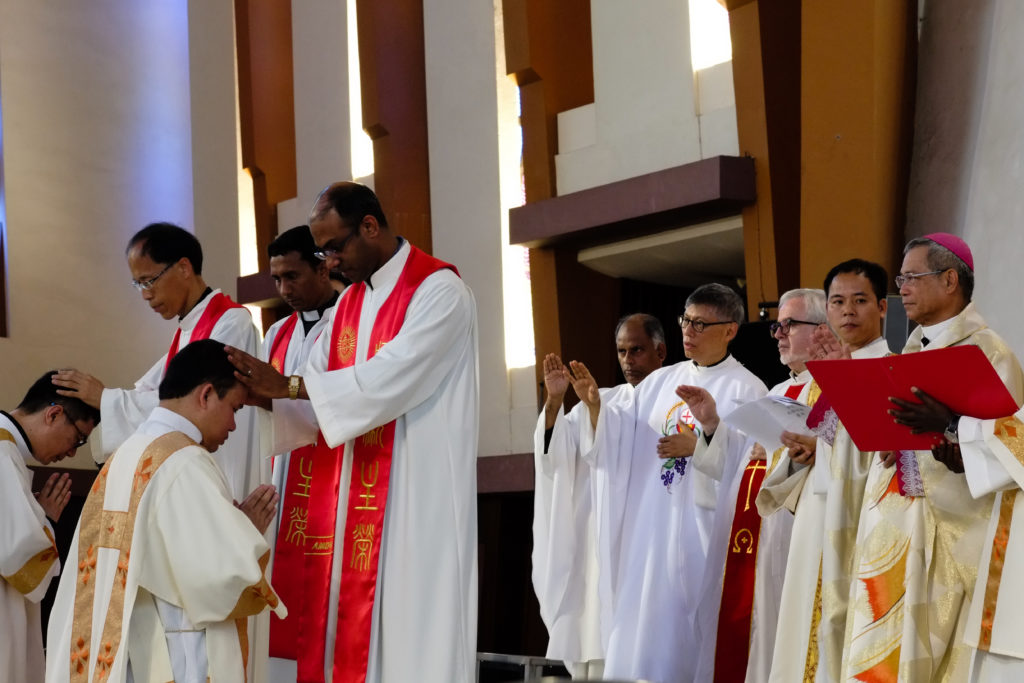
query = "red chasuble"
xmin=712 ymin=381 xmax=804 ymax=682
xmin=163 ymin=292 xmax=246 ymax=375
xmin=295 ymin=246 xmax=456 ymax=683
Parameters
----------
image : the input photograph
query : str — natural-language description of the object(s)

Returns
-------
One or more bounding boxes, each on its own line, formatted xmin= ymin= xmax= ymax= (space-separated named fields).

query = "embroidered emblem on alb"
xmin=336 ymin=325 xmax=357 ymax=364
xmin=271 ymin=357 xmax=283 ymax=373
xmin=660 ymin=400 xmax=701 ymax=490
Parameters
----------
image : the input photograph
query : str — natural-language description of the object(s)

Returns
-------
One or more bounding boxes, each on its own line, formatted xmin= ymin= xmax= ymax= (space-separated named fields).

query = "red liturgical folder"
xmin=805 ymin=345 xmax=1020 ymax=451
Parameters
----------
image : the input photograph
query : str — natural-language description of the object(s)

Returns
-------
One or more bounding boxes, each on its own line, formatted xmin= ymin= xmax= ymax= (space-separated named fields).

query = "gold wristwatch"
xmin=288 ymin=375 xmax=301 ymax=400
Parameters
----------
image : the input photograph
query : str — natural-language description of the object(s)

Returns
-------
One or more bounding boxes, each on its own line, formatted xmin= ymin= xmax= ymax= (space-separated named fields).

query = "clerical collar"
xmin=0 ymin=410 xmax=34 ymax=457
xmin=918 ymin=316 xmax=955 ymax=347
xmin=299 ymin=290 xmax=340 ymax=334
xmin=180 ymin=287 xmax=214 ymax=322
xmin=366 ymin=238 xmax=407 ymax=291
xmin=695 ymin=354 xmax=729 ymax=369
xmin=790 ymin=368 xmax=812 ymax=383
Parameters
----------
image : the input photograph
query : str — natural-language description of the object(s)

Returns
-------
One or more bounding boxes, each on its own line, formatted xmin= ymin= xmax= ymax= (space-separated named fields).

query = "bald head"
xmin=615 ymin=313 xmax=667 ymax=385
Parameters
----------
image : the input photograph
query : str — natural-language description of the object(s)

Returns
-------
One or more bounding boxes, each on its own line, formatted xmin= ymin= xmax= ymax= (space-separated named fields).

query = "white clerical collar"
xmin=851 ymin=336 xmax=890 ymax=359
xmin=0 ymin=411 xmax=33 ymax=462
xmin=179 ymin=288 xmax=222 ymax=330
xmin=790 ymin=368 xmax=812 ymax=383
xmin=367 ymin=238 xmax=409 ymax=291
xmin=694 ymin=354 xmax=733 ymax=372
xmin=918 ymin=316 xmax=956 ymax=347
xmin=143 ymin=406 xmax=203 ymax=444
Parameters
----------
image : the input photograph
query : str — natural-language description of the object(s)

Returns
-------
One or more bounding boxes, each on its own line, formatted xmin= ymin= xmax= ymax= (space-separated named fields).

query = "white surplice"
xmin=45 ymin=407 xmax=285 ymax=683
xmin=532 ymin=386 xmax=626 ymax=677
xmin=270 ymin=240 xmax=479 ymax=683
xmin=98 ymin=288 xmax=266 ymax=502
xmin=689 ymin=370 xmax=811 ymax=683
xmin=841 ymin=303 xmax=1024 ymax=682
xmin=262 ymin=306 xmax=332 ymax=683
xmin=581 ymin=356 xmax=766 ymax=683
xmin=959 ymin=404 xmax=1024 ymax=681
xmin=0 ymin=412 xmax=60 ymax=683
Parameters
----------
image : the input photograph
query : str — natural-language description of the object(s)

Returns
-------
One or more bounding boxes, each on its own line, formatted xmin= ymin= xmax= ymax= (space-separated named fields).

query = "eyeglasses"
xmin=313 ymin=228 xmax=359 ymax=261
xmin=678 ymin=315 xmax=734 ymax=333
xmin=768 ymin=318 xmax=820 ymax=337
xmin=51 ymin=403 xmax=89 ymax=448
xmin=895 ymin=270 xmax=945 ymax=288
xmin=131 ymin=263 xmax=174 ymax=292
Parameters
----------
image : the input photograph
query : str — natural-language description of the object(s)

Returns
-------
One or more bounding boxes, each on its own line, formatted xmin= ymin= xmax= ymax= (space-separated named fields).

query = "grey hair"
xmin=778 ymin=288 xmax=827 ymax=324
xmin=684 ymin=283 xmax=745 ymax=324
xmin=614 ymin=313 xmax=666 ymax=347
xmin=904 ymin=236 xmax=974 ymax=302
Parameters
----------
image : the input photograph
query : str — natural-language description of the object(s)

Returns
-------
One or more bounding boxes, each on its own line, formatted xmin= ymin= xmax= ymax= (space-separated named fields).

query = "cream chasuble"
xmin=841 ymin=303 xmax=1024 ymax=683
xmin=958 ymin=404 xmax=1024 ymax=680
xmin=581 ymin=356 xmax=766 ymax=683
xmin=98 ymin=289 xmax=266 ymax=503
xmin=270 ymin=240 xmax=479 ymax=683
xmin=689 ymin=370 xmax=811 ymax=683
xmin=0 ymin=413 xmax=60 ymax=683
xmin=45 ymin=408 xmax=285 ymax=683
xmin=532 ymin=386 xmax=626 ymax=678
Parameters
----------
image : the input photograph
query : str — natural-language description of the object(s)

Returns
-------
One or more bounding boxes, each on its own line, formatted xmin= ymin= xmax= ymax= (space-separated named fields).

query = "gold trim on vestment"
xmin=3 ymin=526 xmax=58 ymax=595
xmin=236 ymin=618 xmax=249 ymax=683
xmin=69 ymin=431 xmax=195 ymax=682
xmin=994 ymin=416 xmax=1024 ymax=466
xmin=803 ymin=560 xmax=823 ymax=681
xmin=225 ymin=550 xmax=280 ymax=620
xmin=978 ymin=489 xmax=1016 ymax=651
xmin=0 ymin=428 xmax=15 ymax=443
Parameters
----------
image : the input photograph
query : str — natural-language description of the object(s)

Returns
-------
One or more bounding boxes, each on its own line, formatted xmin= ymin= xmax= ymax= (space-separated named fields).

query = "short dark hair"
xmin=615 ymin=313 xmax=666 ymax=347
xmin=159 ymin=339 xmax=240 ymax=400
xmin=269 ymin=225 xmax=321 ymax=269
xmin=904 ymin=237 xmax=974 ymax=302
xmin=684 ymin=283 xmax=745 ymax=324
xmin=823 ymin=258 xmax=889 ymax=302
xmin=127 ymin=222 xmax=204 ymax=275
xmin=17 ymin=372 xmax=101 ymax=425
xmin=311 ymin=182 xmax=388 ymax=231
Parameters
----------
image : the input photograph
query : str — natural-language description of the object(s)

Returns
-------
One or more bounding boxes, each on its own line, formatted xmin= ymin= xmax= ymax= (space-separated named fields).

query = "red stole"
xmin=265 ymin=313 xmax=314 ymax=659
xmin=296 ymin=246 xmax=456 ymax=683
xmin=712 ymin=381 xmax=804 ymax=681
xmin=163 ymin=292 xmax=246 ymax=375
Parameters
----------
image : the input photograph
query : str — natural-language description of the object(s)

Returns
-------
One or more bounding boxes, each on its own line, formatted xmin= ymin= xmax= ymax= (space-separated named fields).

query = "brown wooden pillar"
xmin=502 ymin=0 xmax=621 ymax=395
xmin=725 ymin=0 xmax=802 ymax=318
xmin=800 ymin=0 xmax=916 ymax=287
xmin=355 ymin=0 xmax=432 ymax=253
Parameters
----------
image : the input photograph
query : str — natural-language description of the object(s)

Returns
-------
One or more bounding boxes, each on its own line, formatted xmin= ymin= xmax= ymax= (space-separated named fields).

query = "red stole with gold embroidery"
xmin=163 ymin=292 xmax=246 ymax=375
xmin=295 ymin=246 xmax=456 ymax=683
xmin=712 ymin=381 xmax=803 ymax=681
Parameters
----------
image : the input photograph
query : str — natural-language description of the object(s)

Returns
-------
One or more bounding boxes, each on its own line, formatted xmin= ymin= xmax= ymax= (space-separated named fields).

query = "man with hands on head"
xmin=532 ymin=314 xmax=666 ymax=680
xmin=574 ymin=283 xmax=766 ymax=683
xmin=50 ymin=222 xmax=263 ymax=503
xmin=1 ymin=373 xmax=99 ymax=683
xmin=225 ymin=181 xmax=479 ymax=683
xmin=679 ymin=288 xmax=827 ymax=683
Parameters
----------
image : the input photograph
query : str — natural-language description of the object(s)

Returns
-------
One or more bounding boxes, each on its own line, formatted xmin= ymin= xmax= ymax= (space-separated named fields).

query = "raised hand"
xmin=568 ymin=361 xmax=601 ymax=430
xmin=811 ymin=326 xmax=849 ymax=361
xmin=543 ymin=353 xmax=570 ymax=402
xmin=36 ymin=472 xmax=72 ymax=521
xmin=675 ymin=385 xmax=719 ymax=434
xmin=225 ymin=346 xmax=290 ymax=403
xmin=52 ymin=369 xmax=105 ymax=409
xmin=236 ymin=484 xmax=280 ymax=535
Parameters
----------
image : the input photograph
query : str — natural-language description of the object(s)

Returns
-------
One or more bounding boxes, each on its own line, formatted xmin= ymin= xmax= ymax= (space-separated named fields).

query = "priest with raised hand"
xmin=572 ymin=283 xmax=766 ymax=682
xmin=532 ymin=313 xmax=666 ymax=680
xmin=225 ymin=181 xmax=479 ymax=683
xmin=258 ymin=225 xmax=340 ymax=681
xmin=849 ymin=233 xmax=1024 ymax=681
xmin=2 ymin=373 xmax=98 ymax=683
xmin=677 ymin=287 xmax=827 ymax=683
xmin=45 ymin=339 xmax=285 ymax=683
xmin=50 ymin=222 xmax=264 ymax=502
